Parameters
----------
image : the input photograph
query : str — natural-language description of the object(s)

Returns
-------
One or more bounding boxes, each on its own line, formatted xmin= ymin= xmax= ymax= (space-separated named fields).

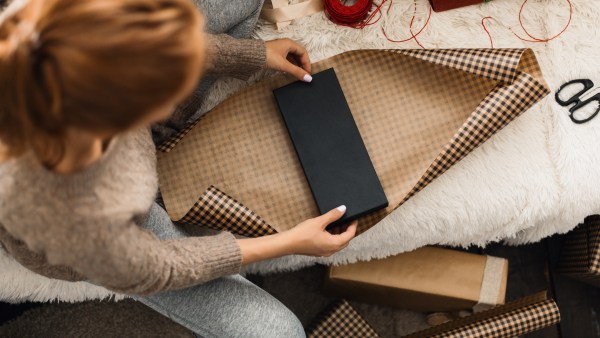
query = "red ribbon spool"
xmin=324 ymin=0 xmax=374 ymax=26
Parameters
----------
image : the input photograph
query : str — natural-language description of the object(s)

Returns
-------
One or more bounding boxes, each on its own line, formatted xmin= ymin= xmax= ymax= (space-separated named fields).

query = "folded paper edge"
xmin=157 ymin=117 xmax=202 ymax=153
xmin=394 ymin=48 xmax=523 ymax=85
xmin=174 ymin=185 xmax=278 ymax=238
xmin=394 ymin=50 xmax=550 ymax=209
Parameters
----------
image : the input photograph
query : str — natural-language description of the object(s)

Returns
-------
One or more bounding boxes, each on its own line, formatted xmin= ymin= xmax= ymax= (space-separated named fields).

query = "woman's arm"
xmin=205 ymin=34 xmax=312 ymax=82
xmin=36 ymin=221 xmax=243 ymax=296
xmin=204 ymin=34 xmax=266 ymax=80
xmin=11 ymin=204 xmax=354 ymax=296
xmin=238 ymin=205 xmax=357 ymax=265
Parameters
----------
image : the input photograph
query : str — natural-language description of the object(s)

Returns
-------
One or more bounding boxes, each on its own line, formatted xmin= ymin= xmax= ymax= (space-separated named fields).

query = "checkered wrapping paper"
xmin=157 ymin=48 xmax=549 ymax=237
xmin=434 ymin=300 xmax=559 ymax=338
xmin=157 ymin=117 xmax=202 ymax=153
xmin=177 ymin=186 xmax=278 ymax=237
xmin=307 ymin=300 xmax=380 ymax=338
xmin=404 ymin=293 xmax=560 ymax=338
xmin=558 ymin=215 xmax=600 ymax=287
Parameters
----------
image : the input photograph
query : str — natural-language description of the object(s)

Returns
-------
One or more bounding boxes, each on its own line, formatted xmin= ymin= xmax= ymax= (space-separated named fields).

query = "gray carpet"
xmin=0 ymin=266 xmax=428 ymax=337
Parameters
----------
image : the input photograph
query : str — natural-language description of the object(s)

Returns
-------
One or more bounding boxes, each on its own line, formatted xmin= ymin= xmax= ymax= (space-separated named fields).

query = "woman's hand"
xmin=237 ymin=205 xmax=357 ymax=265
xmin=285 ymin=205 xmax=357 ymax=257
xmin=265 ymin=38 xmax=312 ymax=82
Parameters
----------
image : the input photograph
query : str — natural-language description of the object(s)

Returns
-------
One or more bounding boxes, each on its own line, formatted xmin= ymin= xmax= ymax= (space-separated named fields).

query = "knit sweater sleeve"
xmin=204 ymin=34 xmax=266 ymax=80
xmin=11 ymin=214 xmax=242 ymax=295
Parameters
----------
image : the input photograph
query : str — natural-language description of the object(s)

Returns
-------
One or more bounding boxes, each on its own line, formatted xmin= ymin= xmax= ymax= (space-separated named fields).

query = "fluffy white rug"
xmin=2 ymin=0 xmax=600 ymax=302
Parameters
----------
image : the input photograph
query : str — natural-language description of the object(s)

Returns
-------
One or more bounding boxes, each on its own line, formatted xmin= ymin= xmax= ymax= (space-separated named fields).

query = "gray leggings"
xmin=135 ymin=204 xmax=305 ymax=338
xmin=137 ymin=1 xmax=304 ymax=337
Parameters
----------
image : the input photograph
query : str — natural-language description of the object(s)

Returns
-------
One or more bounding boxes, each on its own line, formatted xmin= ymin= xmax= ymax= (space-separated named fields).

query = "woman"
xmin=0 ymin=0 xmax=357 ymax=337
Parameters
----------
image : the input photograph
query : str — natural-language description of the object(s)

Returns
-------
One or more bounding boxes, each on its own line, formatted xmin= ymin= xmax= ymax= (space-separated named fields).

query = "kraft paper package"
xmin=324 ymin=246 xmax=508 ymax=312
xmin=558 ymin=215 xmax=600 ymax=287
xmin=403 ymin=292 xmax=560 ymax=338
xmin=157 ymin=48 xmax=548 ymax=238
xmin=260 ymin=0 xmax=323 ymax=30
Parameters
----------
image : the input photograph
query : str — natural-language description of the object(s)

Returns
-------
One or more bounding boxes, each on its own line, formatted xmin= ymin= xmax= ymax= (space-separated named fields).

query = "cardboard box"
xmin=325 ymin=246 xmax=508 ymax=312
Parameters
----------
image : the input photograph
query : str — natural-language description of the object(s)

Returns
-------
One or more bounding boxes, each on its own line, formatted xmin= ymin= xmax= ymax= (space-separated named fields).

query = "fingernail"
xmin=336 ymin=205 xmax=346 ymax=213
xmin=303 ymin=74 xmax=313 ymax=83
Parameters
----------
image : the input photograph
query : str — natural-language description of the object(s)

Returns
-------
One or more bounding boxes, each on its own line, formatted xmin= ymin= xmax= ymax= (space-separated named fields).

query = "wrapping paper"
xmin=307 ymin=299 xmax=380 ymax=338
xmin=558 ymin=215 xmax=600 ymax=287
xmin=404 ymin=292 xmax=560 ymax=338
xmin=157 ymin=48 xmax=548 ymax=237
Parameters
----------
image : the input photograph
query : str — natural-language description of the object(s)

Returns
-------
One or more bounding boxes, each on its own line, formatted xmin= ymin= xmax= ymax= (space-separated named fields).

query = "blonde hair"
xmin=0 ymin=0 xmax=204 ymax=164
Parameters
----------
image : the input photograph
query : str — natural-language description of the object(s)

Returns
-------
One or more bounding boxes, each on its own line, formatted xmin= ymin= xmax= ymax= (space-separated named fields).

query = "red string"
xmin=481 ymin=16 xmax=494 ymax=48
xmin=323 ymin=0 xmax=432 ymax=48
xmin=323 ymin=0 xmax=431 ymax=48
xmin=381 ymin=0 xmax=431 ymax=48
xmin=482 ymin=0 xmax=572 ymax=48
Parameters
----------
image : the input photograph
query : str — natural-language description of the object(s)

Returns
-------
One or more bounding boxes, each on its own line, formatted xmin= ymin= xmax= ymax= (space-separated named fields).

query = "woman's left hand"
xmin=265 ymin=38 xmax=312 ymax=82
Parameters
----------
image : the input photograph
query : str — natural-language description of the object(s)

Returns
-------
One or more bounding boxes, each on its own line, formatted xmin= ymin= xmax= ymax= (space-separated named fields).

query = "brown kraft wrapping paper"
xmin=157 ymin=48 xmax=548 ymax=237
xmin=324 ymin=246 xmax=508 ymax=312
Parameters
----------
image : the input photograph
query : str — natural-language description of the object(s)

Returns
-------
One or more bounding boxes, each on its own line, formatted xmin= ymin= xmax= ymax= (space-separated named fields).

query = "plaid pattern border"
xmin=435 ymin=300 xmax=559 ymax=338
xmin=157 ymin=117 xmax=202 ymax=153
xmin=405 ymin=293 xmax=560 ymax=338
xmin=399 ymin=66 xmax=549 ymax=206
xmin=397 ymin=49 xmax=523 ymax=84
xmin=178 ymin=186 xmax=278 ymax=237
xmin=558 ymin=215 xmax=600 ymax=287
xmin=307 ymin=300 xmax=380 ymax=338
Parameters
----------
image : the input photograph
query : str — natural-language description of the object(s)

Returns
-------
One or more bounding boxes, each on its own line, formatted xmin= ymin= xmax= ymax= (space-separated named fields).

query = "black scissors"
xmin=555 ymin=79 xmax=600 ymax=124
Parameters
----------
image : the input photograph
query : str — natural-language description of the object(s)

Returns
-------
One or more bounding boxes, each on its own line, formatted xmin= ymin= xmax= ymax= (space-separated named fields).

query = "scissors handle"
xmin=569 ymin=93 xmax=600 ymax=124
xmin=555 ymin=79 xmax=594 ymax=106
xmin=555 ymin=79 xmax=600 ymax=124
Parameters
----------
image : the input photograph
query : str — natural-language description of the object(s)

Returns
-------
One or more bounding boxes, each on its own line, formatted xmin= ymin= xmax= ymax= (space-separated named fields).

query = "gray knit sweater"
xmin=0 ymin=35 xmax=266 ymax=295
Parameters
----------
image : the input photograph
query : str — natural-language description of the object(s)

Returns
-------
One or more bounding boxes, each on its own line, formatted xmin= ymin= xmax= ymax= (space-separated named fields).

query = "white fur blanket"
xmin=2 ymin=0 xmax=599 ymax=302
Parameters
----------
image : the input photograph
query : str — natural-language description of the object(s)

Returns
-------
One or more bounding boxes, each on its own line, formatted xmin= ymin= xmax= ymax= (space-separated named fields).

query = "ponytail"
xmin=0 ymin=0 xmax=205 ymax=164
xmin=0 ymin=2 xmax=64 ymax=163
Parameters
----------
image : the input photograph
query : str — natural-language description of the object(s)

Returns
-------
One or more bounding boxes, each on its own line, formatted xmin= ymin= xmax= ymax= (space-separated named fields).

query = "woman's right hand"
xmin=237 ymin=205 xmax=357 ymax=265
xmin=284 ymin=205 xmax=358 ymax=257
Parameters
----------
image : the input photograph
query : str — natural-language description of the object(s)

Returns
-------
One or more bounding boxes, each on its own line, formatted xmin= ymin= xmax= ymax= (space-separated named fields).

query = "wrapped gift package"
xmin=306 ymin=299 xmax=380 ymax=338
xmin=404 ymin=292 xmax=560 ymax=338
xmin=429 ymin=0 xmax=492 ymax=12
xmin=157 ymin=49 xmax=548 ymax=238
xmin=324 ymin=246 xmax=508 ymax=312
xmin=260 ymin=0 xmax=323 ymax=30
xmin=558 ymin=215 xmax=600 ymax=287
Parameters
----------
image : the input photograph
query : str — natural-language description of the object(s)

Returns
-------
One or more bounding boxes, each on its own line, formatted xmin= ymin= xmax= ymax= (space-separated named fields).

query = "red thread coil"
xmin=324 ymin=0 xmax=374 ymax=26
